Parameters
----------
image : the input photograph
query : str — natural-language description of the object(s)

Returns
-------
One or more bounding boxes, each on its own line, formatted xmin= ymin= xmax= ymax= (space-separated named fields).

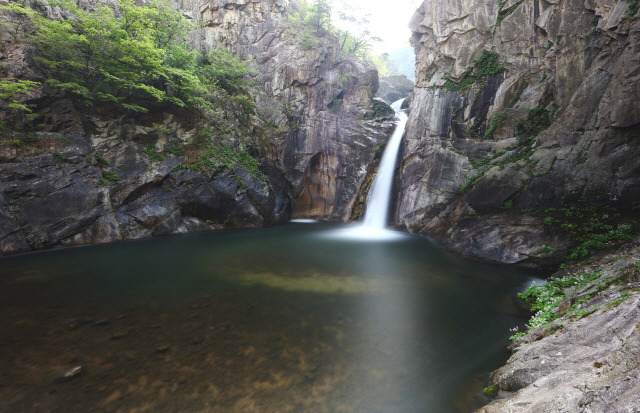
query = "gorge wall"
xmin=0 ymin=0 xmax=395 ymax=255
xmin=397 ymin=0 xmax=640 ymax=265
xmin=183 ymin=0 xmax=396 ymax=220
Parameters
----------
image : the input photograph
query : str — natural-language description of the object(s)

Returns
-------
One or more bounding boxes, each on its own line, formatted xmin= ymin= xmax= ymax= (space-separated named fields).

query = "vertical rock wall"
xmin=397 ymin=0 xmax=640 ymax=264
xmin=181 ymin=0 xmax=396 ymax=221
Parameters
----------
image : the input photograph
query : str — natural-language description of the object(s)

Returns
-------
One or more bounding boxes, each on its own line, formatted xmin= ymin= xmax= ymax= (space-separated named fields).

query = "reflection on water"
xmin=0 ymin=223 xmax=541 ymax=412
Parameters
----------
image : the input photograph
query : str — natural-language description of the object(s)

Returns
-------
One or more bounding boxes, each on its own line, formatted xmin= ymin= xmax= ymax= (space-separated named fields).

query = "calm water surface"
xmin=0 ymin=223 xmax=541 ymax=412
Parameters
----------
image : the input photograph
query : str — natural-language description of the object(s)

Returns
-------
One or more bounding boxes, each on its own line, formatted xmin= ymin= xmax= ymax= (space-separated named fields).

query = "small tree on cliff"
xmin=289 ymin=0 xmax=331 ymax=34
xmin=312 ymin=0 xmax=331 ymax=34
xmin=332 ymin=4 xmax=381 ymax=59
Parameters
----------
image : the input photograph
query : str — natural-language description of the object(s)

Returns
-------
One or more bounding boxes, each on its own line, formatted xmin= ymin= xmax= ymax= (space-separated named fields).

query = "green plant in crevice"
xmin=338 ymin=72 xmax=356 ymax=87
xmin=483 ymin=110 xmax=509 ymax=139
xmin=627 ymin=1 xmax=639 ymax=20
xmin=495 ymin=0 xmax=524 ymax=28
xmin=95 ymin=154 xmax=109 ymax=165
xmin=101 ymin=171 xmax=120 ymax=186
xmin=437 ymin=50 xmax=506 ymax=92
xmin=536 ymin=246 xmax=557 ymax=254
xmin=180 ymin=144 xmax=266 ymax=185
xmin=144 ymin=144 xmax=166 ymax=163
xmin=54 ymin=152 xmax=68 ymax=162
xmin=483 ymin=383 xmax=499 ymax=399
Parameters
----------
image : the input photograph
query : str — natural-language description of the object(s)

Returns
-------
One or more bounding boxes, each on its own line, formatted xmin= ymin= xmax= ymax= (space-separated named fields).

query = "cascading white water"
xmin=361 ymin=98 xmax=408 ymax=229
xmin=319 ymin=98 xmax=408 ymax=241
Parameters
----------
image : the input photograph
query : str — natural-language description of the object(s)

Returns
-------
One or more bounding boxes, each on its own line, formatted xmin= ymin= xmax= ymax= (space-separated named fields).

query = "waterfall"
xmin=361 ymin=98 xmax=408 ymax=229
xmin=319 ymin=98 xmax=408 ymax=241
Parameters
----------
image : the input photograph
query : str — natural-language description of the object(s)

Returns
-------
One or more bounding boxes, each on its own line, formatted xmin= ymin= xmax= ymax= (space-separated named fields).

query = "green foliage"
xmin=495 ymin=0 xmax=524 ymax=27
xmin=483 ymin=110 xmax=508 ymax=139
xmin=144 ymin=144 xmax=166 ymax=163
xmin=627 ymin=1 xmax=639 ymax=20
xmin=180 ymin=145 xmax=266 ymax=184
xmin=289 ymin=0 xmax=380 ymax=60
xmin=517 ymin=107 xmax=552 ymax=138
xmin=537 ymin=246 xmax=558 ymax=254
xmin=369 ymin=54 xmax=391 ymax=77
xmin=95 ymin=154 xmax=109 ymax=165
xmin=543 ymin=202 xmax=639 ymax=260
xmin=0 ymin=78 xmax=40 ymax=131
xmin=517 ymin=269 xmax=602 ymax=334
xmin=0 ymin=0 xmax=37 ymax=45
xmin=0 ymin=79 xmax=39 ymax=105
xmin=329 ymin=96 xmax=343 ymax=111
xmin=338 ymin=72 xmax=357 ymax=87
xmin=7 ymin=0 xmax=255 ymax=116
xmin=607 ymin=292 xmax=632 ymax=309
xmin=483 ymin=384 xmax=499 ymax=399
xmin=438 ymin=50 xmax=506 ymax=92
xmin=101 ymin=171 xmax=119 ymax=185
xmin=288 ymin=0 xmax=331 ymax=37
xmin=203 ymin=49 xmax=257 ymax=94
xmin=459 ymin=140 xmax=535 ymax=193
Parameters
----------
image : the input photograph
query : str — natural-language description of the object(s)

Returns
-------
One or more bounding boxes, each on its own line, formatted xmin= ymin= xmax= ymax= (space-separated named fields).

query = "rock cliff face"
xmin=377 ymin=75 xmax=414 ymax=103
xmin=0 ymin=111 xmax=290 ymax=254
xmin=182 ymin=0 xmax=396 ymax=221
xmin=0 ymin=0 xmax=394 ymax=255
xmin=397 ymin=0 xmax=640 ymax=264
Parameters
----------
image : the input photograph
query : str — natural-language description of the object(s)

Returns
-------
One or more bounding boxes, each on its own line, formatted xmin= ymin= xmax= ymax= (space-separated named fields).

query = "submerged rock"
xmin=54 ymin=365 xmax=83 ymax=383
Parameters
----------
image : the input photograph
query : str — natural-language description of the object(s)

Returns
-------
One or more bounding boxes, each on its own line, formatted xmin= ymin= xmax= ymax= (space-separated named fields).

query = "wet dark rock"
xmin=397 ymin=0 xmax=640 ymax=264
xmin=54 ymin=365 xmax=83 ymax=383
xmin=110 ymin=331 xmax=128 ymax=340
xmin=155 ymin=345 xmax=171 ymax=354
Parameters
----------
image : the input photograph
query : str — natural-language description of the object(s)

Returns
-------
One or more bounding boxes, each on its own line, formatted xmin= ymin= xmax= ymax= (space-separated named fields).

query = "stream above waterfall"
xmin=0 ymin=223 xmax=541 ymax=412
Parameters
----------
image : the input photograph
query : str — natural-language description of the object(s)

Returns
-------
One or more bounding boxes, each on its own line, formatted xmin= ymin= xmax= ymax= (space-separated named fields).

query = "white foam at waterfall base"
xmin=321 ymin=98 xmax=409 ymax=242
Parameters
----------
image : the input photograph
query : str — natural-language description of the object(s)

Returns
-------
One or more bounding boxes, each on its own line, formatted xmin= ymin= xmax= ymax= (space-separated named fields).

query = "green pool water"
xmin=0 ymin=222 xmax=541 ymax=412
